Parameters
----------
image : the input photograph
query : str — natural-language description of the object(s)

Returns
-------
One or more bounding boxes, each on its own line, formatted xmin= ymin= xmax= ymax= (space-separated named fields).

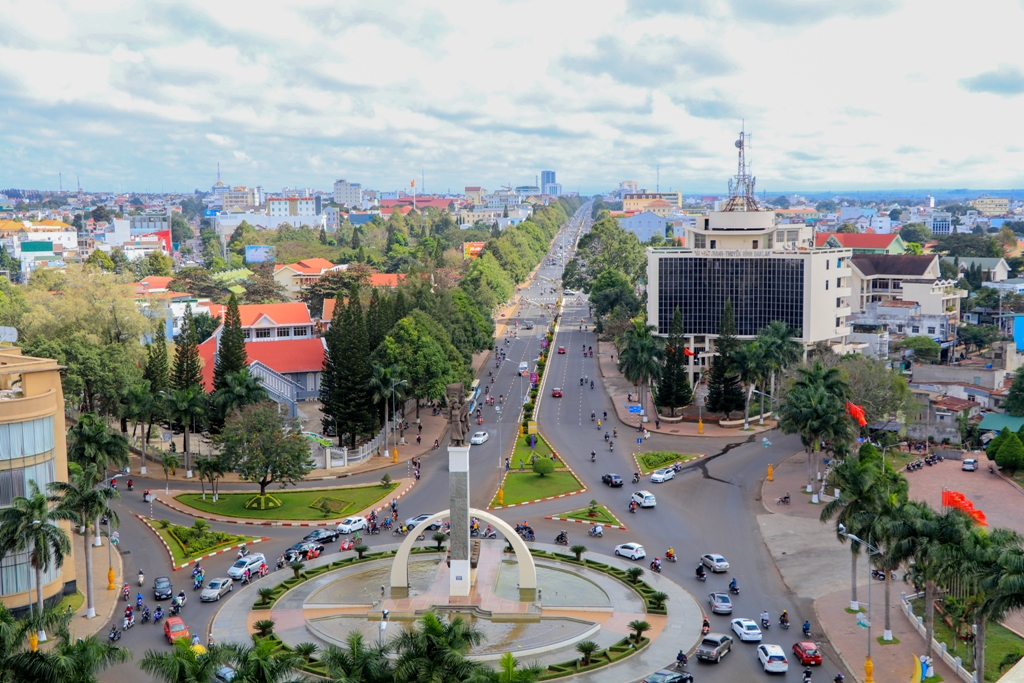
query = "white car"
xmin=227 ymin=553 xmax=266 ymax=580
xmin=962 ymin=458 xmax=978 ymax=471
xmin=631 ymin=490 xmax=657 ymax=508
xmin=701 ymin=553 xmax=730 ymax=572
xmin=731 ymin=618 xmax=763 ymax=642
xmin=336 ymin=516 xmax=368 ymax=534
xmin=518 ymin=362 xmax=529 ymax=375
xmin=757 ymin=644 xmax=789 ymax=673
xmin=200 ymin=578 xmax=233 ymax=602
xmin=650 ymin=468 xmax=675 ymax=483
xmin=614 ymin=543 xmax=646 ymax=560
xmin=470 ymin=431 xmax=489 ymax=445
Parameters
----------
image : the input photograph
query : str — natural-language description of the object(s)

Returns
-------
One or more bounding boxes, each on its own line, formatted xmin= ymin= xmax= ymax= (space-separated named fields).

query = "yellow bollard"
xmin=392 ymin=447 xmax=399 ymax=464
xmin=498 ymin=487 xmax=504 ymax=505
xmin=107 ymin=565 xmax=116 ymax=590
xmin=29 ymin=631 xmax=38 ymax=652
xmin=865 ymin=655 xmax=874 ymax=683
xmin=698 ymin=419 xmax=703 ymax=435
xmin=767 ymin=464 xmax=774 ymax=482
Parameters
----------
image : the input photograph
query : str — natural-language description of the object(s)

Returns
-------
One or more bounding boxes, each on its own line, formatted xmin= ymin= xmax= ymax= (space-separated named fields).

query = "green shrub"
xmin=167 ymin=524 xmax=241 ymax=555
xmin=533 ymin=458 xmax=555 ymax=476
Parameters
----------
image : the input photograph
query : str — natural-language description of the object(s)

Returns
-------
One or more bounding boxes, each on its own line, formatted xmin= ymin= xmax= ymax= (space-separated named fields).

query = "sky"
xmin=3 ymin=0 xmax=1024 ymax=195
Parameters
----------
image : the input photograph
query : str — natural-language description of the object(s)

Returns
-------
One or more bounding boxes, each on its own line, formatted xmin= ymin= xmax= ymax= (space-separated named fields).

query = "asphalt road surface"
xmin=98 ymin=203 xmax=846 ymax=682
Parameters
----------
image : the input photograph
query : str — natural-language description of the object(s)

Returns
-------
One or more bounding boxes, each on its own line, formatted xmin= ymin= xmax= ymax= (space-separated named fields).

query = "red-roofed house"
xmin=135 ymin=275 xmax=173 ymax=294
xmin=369 ymin=273 xmax=404 ymax=289
xmin=273 ymin=258 xmax=347 ymax=298
xmin=380 ymin=197 xmax=455 ymax=212
xmin=814 ymin=232 xmax=906 ymax=255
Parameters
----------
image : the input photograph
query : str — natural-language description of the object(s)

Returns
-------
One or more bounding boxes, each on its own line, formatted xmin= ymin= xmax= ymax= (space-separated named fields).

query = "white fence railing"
xmin=900 ymin=591 xmax=975 ymax=682
xmin=321 ymin=418 xmax=397 ymax=469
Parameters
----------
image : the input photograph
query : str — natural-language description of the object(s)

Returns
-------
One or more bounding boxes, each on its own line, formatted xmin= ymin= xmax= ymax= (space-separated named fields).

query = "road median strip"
xmin=135 ymin=514 xmax=269 ymax=571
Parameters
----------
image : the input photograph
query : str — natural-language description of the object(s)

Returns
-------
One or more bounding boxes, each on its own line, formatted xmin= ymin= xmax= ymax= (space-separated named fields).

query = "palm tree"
xmin=392 ymin=611 xmax=485 ymax=683
xmin=732 ymin=340 xmax=765 ymax=429
xmin=225 ymin=637 xmax=301 ymax=683
xmin=778 ymin=362 xmax=852 ymax=495
xmin=486 ymin=651 xmax=542 ymax=683
xmin=821 ymin=451 xmax=884 ymax=611
xmin=575 ymin=641 xmax=598 ymax=666
xmin=319 ymin=632 xmax=393 ymax=683
xmin=617 ymin=321 xmax=662 ymax=422
xmin=368 ymin=363 xmax=407 ymax=453
xmin=627 ymin=620 xmax=651 ymax=643
xmin=163 ymin=387 xmax=206 ymax=476
xmin=757 ymin=321 xmax=801 ymax=424
xmin=869 ymin=486 xmax=916 ymax=641
xmin=0 ymin=481 xmax=74 ymax=630
xmin=121 ymin=385 xmax=152 ymax=468
xmin=26 ymin=626 xmax=133 ymax=683
xmin=212 ymin=370 xmax=268 ymax=427
xmin=161 ymin=453 xmax=180 ymax=495
xmin=67 ymin=413 xmax=131 ymax=483
xmin=140 ymin=639 xmax=228 ymax=683
xmin=49 ymin=469 xmax=120 ymax=620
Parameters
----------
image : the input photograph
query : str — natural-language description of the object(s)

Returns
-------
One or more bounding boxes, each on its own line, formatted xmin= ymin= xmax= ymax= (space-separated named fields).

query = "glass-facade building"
xmin=657 ymin=256 xmax=805 ymax=337
xmin=0 ymin=349 xmax=74 ymax=612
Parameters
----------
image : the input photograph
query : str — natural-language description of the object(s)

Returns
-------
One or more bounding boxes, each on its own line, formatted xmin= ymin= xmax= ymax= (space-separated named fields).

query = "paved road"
xmin=98 ymin=202 xmax=848 ymax=682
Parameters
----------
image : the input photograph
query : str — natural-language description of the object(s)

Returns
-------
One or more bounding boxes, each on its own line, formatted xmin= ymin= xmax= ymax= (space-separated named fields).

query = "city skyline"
xmin=3 ymin=0 xmax=1024 ymax=193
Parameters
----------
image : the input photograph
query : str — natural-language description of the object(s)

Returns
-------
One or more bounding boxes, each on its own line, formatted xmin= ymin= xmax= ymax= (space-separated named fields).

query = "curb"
xmin=489 ymin=439 xmax=588 ymax=510
xmin=632 ymin=451 xmax=710 ymax=476
xmin=545 ymin=515 xmax=627 ymax=531
xmin=135 ymin=514 xmax=270 ymax=571
xmin=154 ymin=478 xmax=416 ymax=527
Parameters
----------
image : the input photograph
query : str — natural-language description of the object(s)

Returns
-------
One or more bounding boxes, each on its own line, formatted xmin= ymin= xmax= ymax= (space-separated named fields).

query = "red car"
xmin=551 ymin=387 xmax=562 ymax=397
xmin=557 ymin=346 xmax=566 ymax=354
xmin=164 ymin=616 xmax=190 ymax=644
xmin=792 ymin=641 xmax=822 ymax=666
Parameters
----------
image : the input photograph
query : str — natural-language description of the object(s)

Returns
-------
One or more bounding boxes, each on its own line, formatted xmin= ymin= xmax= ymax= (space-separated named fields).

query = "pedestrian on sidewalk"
xmin=417 ymin=423 xmax=422 ymax=434
xmin=505 ymin=458 xmax=510 ymax=471
xmin=655 ymin=419 xmax=660 ymax=429
xmin=416 ymin=434 xmax=421 ymax=445
xmin=628 ymin=392 xmax=632 ymax=402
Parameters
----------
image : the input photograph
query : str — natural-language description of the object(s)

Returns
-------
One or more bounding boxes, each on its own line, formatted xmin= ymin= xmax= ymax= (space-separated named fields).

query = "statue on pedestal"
xmin=447 ymin=384 xmax=470 ymax=447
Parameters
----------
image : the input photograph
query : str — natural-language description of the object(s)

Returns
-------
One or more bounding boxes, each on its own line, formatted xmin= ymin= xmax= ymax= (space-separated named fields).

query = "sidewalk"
xmin=66 ymin=536 xmax=123 ymax=641
xmin=762 ymin=450 xmax=957 ymax=683
xmin=595 ymin=341 xmax=773 ymax=438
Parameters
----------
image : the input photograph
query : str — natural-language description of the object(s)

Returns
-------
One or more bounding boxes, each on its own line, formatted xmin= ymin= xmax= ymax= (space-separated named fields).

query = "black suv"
xmin=303 ymin=528 xmax=340 ymax=544
xmin=602 ymin=473 xmax=623 ymax=487
xmin=284 ymin=542 xmax=324 ymax=563
xmin=154 ymin=576 xmax=173 ymax=600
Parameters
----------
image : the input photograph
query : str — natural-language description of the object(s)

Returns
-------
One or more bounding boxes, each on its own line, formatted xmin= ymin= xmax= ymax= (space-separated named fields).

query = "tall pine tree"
xmin=657 ymin=308 xmax=693 ymax=416
xmin=213 ymin=293 xmax=247 ymax=392
xmin=365 ymin=287 xmax=386 ymax=355
xmin=320 ymin=287 xmax=376 ymax=448
xmin=172 ymin=304 xmax=203 ymax=391
xmin=706 ymin=299 xmax=744 ymax=418
xmin=145 ymin=327 xmax=170 ymax=394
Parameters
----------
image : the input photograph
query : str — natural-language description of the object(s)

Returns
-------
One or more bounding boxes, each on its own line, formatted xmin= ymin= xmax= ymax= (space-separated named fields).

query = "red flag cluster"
xmin=684 ymin=348 xmax=695 ymax=357
xmin=845 ymin=401 xmax=867 ymax=427
xmin=942 ymin=490 xmax=988 ymax=526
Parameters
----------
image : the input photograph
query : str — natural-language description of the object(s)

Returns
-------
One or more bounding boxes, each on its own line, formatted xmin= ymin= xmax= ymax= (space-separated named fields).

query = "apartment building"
xmin=647 ymin=209 xmax=853 ymax=386
xmin=0 ymin=348 xmax=76 ymax=614
xmin=221 ymin=186 xmax=259 ymax=212
xmin=971 ymin=196 xmax=1010 ymax=216
xmin=814 ymin=233 xmax=906 ymax=255
xmin=268 ymin=197 xmax=317 ymax=217
xmin=333 ymin=180 xmax=362 ymax=208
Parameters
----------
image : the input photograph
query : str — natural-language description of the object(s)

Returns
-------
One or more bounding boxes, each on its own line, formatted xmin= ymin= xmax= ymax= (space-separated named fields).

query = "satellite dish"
xmin=735 ymin=138 xmax=743 ymax=149
xmin=0 ymin=326 xmax=17 ymax=343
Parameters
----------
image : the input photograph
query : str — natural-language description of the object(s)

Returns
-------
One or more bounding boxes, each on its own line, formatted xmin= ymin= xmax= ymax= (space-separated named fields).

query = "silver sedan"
xmin=200 ymin=577 xmax=233 ymax=602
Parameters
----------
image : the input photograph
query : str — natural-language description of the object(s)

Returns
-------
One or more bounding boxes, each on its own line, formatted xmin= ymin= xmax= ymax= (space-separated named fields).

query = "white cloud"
xmin=2 ymin=0 xmax=1024 ymax=193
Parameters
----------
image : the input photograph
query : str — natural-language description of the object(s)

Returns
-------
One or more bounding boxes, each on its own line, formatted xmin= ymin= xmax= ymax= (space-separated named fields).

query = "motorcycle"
xmin=696 ymin=566 xmax=707 ymax=582
xmin=481 ymin=528 xmax=497 ymax=539
xmin=729 ymin=584 xmax=740 ymax=595
xmin=777 ymin=495 xmax=791 ymax=505
xmin=779 ymin=616 xmax=790 ymax=629
xmin=153 ymin=609 xmax=164 ymax=623
xmin=108 ymin=627 xmax=122 ymax=642
xmin=760 ymin=617 xmax=771 ymax=631
xmin=803 ymin=623 xmax=812 ymax=638
xmin=803 ymin=669 xmax=813 ymax=683
xmin=554 ymin=533 xmax=569 ymax=546
xmin=666 ymin=553 xmax=677 ymax=562
xmin=871 ymin=569 xmax=887 ymax=581
xmin=138 ymin=571 xmax=145 ymax=586
xmin=632 ymin=473 xmax=640 ymax=484
xmin=123 ymin=615 xmax=135 ymax=630
xmin=588 ymin=526 xmax=603 ymax=538
xmin=141 ymin=609 xmax=151 ymax=624
xmin=649 ymin=561 xmax=662 ymax=573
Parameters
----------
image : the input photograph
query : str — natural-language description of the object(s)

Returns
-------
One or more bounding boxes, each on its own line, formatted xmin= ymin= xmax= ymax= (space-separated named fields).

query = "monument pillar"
xmin=448 ymin=444 xmax=471 ymax=596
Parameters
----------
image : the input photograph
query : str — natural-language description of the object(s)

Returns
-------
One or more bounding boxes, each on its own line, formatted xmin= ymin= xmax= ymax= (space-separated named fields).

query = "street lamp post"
xmin=389 ymin=379 xmax=408 ymax=464
xmin=838 ymin=525 xmax=882 ymax=683
xmin=881 ymin=442 xmax=908 ymax=470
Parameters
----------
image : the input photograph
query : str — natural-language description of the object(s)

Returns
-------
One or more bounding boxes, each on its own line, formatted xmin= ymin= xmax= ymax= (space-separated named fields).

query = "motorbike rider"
xmin=696 ymin=564 xmax=706 ymax=579
xmin=780 ymin=610 xmax=790 ymax=626
xmin=153 ymin=605 xmax=164 ymax=620
xmin=590 ymin=380 xmax=594 ymax=389
xmin=613 ymin=428 xmax=617 ymax=438
xmin=666 ymin=547 xmax=675 ymax=561
xmin=702 ymin=616 xmax=710 ymax=632
xmin=834 ymin=674 xmax=845 ymax=683
xmin=591 ymin=450 xmax=596 ymax=462
xmin=138 ymin=569 xmax=145 ymax=585
xmin=109 ymin=626 xmax=120 ymax=640
xmin=761 ymin=609 xmax=770 ymax=626
xmin=803 ymin=668 xmax=813 ymax=683
xmin=136 ymin=593 xmax=143 ymax=607
xmin=652 ymin=557 xmax=661 ymax=571
xmin=803 ymin=619 xmax=812 ymax=634
xmin=729 ymin=577 xmax=739 ymax=592
xmin=629 ymin=500 xmax=637 ymax=513
xmin=590 ymin=411 xmax=595 ymax=421
xmin=676 ymin=650 xmax=688 ymax=668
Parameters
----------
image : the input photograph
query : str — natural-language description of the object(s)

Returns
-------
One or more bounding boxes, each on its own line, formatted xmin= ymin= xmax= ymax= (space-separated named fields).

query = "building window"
xmin=826 ymin=260 xmax=830 ymax=270
xmin=897 ymin=326 xmax=904 ymax=333
xmin=927 ymin=327 xmax=936 ymax=334
xmin=277 ymin=328 xmax=291 ymax=337
xmin=243 ymin=330 xmax=252 ymax=340
xmin=294 ymin=327 xmax=308 ymax=336
xmin=825 ymin=280 xmax=829 ymax=290
xmin=837 ymin=278 xmax=841 ymax=288
xmin=694 ymin=234 xmax=706 ymax=249
xmin=974 ymin=377 xmax=981 ymax=385
xmin=752 ymin=240 xmax=758 ymax=249
xmin=836 ymin=317 xmax=841 ymax=328
xmin=837 ymin=298 xmax=841 ymax=308
xmin=912 ymin=326 xmax=920 ymax=333
xmin=709 ymin=240 xmax=717 ymax=249
xmin=255 ymin=328 xmax=271 ymax=339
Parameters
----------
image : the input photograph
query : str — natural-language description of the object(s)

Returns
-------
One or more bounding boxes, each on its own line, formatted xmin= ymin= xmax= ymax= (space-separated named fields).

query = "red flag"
xmin=845 ymin=401 xmax=867 ymax=427
xmin=684 ymin=348 xmax=695 ymax=357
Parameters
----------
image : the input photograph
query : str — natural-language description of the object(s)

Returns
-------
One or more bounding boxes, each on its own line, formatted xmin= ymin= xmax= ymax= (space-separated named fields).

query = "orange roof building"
xmin=273 ymin=258 xmax=346 ymax=298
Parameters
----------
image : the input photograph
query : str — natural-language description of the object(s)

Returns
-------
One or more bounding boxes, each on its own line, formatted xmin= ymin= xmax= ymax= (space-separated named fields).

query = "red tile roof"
xmin=197 ymin=337 xmax=325 ymax=392
xmin=273 ymin=258 xmax=339 ymax=275
xmin=137 ymin=276 xmax=173 ymax=291
xmin=203 ymin=302 xmax=312 ymax=327
xmin=322 ymin=298 xmax=338 ymax=323
xmin=370 ymin=273 xmax=404 ymax=288
xmin=814 ymin=232 xmax=899 ymax=249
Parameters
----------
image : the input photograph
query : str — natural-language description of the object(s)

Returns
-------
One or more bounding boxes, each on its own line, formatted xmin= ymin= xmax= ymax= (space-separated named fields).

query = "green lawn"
xmin=635 ymin=451 xmax=700 ymax=474
xmin=57 ymin=590 xmax=84 ymax=614
xmin=911 ymin=598 xmax=1024 ymax=682
xmin=560 ymin=504 xmax=622 ymax=526
xmin=492 ymin=471 xmax=583 ymax=506
xmin=148 ymin=523 xmax=258 ymax=566
xmin=176 ymin=482 xmax=399 ymax=520
xmin=510 ymin=433 xmax=559 ymax=469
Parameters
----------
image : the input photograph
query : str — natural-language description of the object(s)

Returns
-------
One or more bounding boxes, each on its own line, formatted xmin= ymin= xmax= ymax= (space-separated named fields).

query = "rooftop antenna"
xmin=656 ymin=165 xmax=660 ymax=193
xmin=217 ymin=162 xmax=221 ymax=184
xmin=723 ymin=121 xmax=760 ymax=212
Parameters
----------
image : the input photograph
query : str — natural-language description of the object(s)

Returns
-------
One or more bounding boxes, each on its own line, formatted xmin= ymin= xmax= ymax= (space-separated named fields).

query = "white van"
xmin=518 ymin=362 xmax=529 ymax=376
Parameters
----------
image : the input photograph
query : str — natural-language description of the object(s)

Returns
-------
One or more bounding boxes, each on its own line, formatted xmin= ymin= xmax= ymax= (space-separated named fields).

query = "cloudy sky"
xmin=2 ymin=0 xmax=1024 ymax=195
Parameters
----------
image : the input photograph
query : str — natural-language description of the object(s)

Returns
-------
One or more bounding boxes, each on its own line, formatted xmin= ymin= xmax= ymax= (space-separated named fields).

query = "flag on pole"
xmin=683 ymin=348 xmax=695 ymax=357
xmin=411 ymin=180 xmax=415 ymax=188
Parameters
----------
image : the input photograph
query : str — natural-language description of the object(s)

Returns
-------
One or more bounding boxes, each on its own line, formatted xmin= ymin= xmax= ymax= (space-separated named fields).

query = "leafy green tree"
xmin=109 ymin=248 xmax=131 ymax=274
xmin=161 ymin=453 xmax=179 ymax=494
xmin=771 ymin=195 xmax=790 ymax=209
xmin=144 ymin=328 xmax=171 ymax=394
xmin=67 ymin=413 xmax=130 ymax=484
xmin=392 ymin=612 xmax=484 ymax=683
xmin=996 ymin=432 xmax=1024 ymax=472
xmin=140 ymin=638 xmax=228 ymax=683
xmin=212 ymin=370 xmax=268 ymax=428
xmin=321 ymin=288 xmax=376 ymax=447
xmin=171 ymin=305 xmax=203 ymax=391
xmin=240 ymin=262 xmax=288 ymax=304
xmin=899 ymin=222 xmax=932 ymax=245
xmin=532 ymin=458 xmax=554 ymax=476
xmin=838 ymin=354 xmax=919 ymax=428
xmin=218 ymin=402 xmax=313 ymax=497
xmin=368 ymin=363 xmax=407 ymax=441
xmin=932 ymin=234 xmax=1004 ymax=258
xmin=28 ymin=624 xmax=133 ymax=682
xmin=899 ymin=336 xmax=941 ymax=363
xmin=90 ymin=206 xmax=111 ymax=224
xmin=656 ymin=309 xmax=692 ymax=416
xmin=959 ymin=323 xmax=1002 ymax=353
xmin=0 ymin=481 xmax=74 ymax=618
xmin=84 ymin=250 xmax=116 ymax=271
xmin=224 ymin=637 xmax=301 ymax=683
xmin=733 ymin=340 xmax=766 ymax=429
xmin=169 ymin=266 xmax=224 ymax=300
xmin=163 ymin=387 xmax=206 ymax=475
xmin=50 ymin=468 xmax=120 ymax=620
xmin=779 ymin=362 xmax=852 ymax=491
xmin=191 ymin=311 xmax=220 ymax=344
xmin=706 ymin=300 xmax=744 ymax=417
xmin=1001 ymin=375 xmax=1024 ymax=417
xmin=320 ymin=632 xmax=393 ymax=683
xmin=298 ymin=265 xmax=372 ymax=319
xmin=171 ymin=212 xmax=194 ymax=243
xmin=617 ymin=320 xmax=663 ymax=421
xmin=836 ymin=223 xmax=860 ymax=234
xmin=213 ymin=294 xmax=247 ymax=392
xmin=815 ymin=199 xmax=838 ymax=213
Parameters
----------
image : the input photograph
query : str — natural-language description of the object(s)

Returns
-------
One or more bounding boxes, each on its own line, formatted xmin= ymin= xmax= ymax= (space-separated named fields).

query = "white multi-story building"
xmin=483 ymin=191 xmax=521 ymax=209
xmin=333 ymin=180 xmax=362 ymax=208
xmin=544 ymin=183 xmax=562 ymax=196
xmin=268 ymin=197 xmax=317 ymax=217
xmin=222 ymin=186 xmax=259 ymax=212
xmin=926 ymin=211 xmax=953 ymax=235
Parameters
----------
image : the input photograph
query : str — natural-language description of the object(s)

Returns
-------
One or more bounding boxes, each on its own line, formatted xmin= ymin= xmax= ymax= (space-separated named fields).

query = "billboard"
xmin=245 ymin=245 xmax=275 ymax=263
xmin=204 ymin=209 xmax=219 ymax=217
xmin=463 ymin=241 xmax=486 ymax=259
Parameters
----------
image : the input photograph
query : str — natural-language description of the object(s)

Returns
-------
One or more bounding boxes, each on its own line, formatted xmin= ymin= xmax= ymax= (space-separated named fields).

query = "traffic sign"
xmin=636 ymin=438 xmax=643 ymax=445
xmin=628 ymin=405 xmax=642 ymax=414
